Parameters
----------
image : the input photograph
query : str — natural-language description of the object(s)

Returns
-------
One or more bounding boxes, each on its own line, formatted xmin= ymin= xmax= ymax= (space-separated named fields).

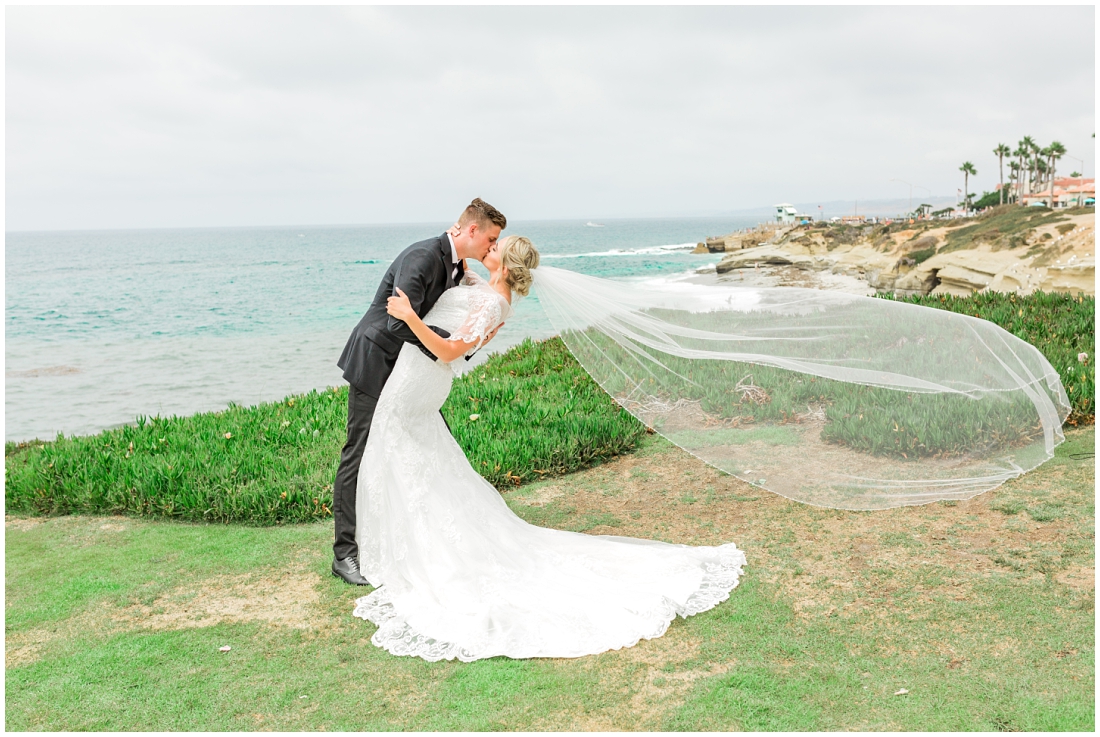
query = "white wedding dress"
xmin=352 ymin=273 xmax=746 ymax=662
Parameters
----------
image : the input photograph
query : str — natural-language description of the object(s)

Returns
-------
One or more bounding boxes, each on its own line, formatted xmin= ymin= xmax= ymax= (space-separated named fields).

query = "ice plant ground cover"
xmin=885 ymin=291 xmax=1093 ymax=422
xmin=5 ymin=426 xmax=1093 ymax=730
xmin=4 ymin=292 xmax=1093 ymax=524
xmin=4 ymin=338 xmax=645 ymax=524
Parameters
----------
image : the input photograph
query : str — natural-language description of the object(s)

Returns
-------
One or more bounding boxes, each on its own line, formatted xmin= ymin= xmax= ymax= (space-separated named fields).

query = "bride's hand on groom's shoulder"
xmin=387 ymin=288 xmax=416 ymax=323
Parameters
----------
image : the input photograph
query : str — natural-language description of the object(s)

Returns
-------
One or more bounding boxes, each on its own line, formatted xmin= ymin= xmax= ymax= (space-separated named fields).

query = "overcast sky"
xmin=6 ymin=5 xmax=1096 ymax=231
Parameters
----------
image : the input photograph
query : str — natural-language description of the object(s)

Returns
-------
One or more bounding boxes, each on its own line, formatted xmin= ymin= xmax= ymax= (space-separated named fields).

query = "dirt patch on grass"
xmin=1056 ymin=566 xmax=1095 ymax=590
xmin=6 ymin=514 xmax=141 ymax=546
xmin=542 ymin=621 xmax=731 ymax=731
xmin=5 ymin=516 xmax=45 ymax=532
xmin=6 ymin=643 xmax=44 ymax=669
xmin=6 ymin=562 xmax=331 ymax=669
xmin=118 ymin=568 xmax=325 ymax=630
xmin=6 ymin=608 xmax=106 ymax=669
xmin=96 ymin=517 xmax=130 ymax=532
xmin=615 ymin=655 xmax=735 ymax=730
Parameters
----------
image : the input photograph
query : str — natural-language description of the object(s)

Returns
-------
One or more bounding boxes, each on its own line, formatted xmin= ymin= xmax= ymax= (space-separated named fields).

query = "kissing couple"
xmin=328 ymin=198 xmax=746 ymax=662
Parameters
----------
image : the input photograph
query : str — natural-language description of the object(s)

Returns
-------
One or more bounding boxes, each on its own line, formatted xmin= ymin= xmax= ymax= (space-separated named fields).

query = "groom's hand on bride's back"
xmin=483 ymin=324 xmax=502 ymax=345
xmin=463 ymin=323 xmax=502 ymax=362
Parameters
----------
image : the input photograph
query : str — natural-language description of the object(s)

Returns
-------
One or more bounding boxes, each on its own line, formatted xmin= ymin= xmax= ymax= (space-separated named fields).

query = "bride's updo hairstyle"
xmin=498 ymin=235 xmax=540 ymax=297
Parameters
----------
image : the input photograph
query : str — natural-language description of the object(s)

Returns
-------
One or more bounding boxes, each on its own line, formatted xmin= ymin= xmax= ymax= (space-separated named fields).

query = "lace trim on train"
xmin=352 ymin=543 xmax=746 ymax=662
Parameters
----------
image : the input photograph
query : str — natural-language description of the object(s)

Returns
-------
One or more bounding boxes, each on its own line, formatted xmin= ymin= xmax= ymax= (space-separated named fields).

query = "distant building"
xmin=840 ymin=215 xmax=867 ymax=225
xmin=774 ymin=203 xmax=798 ymax=223
xmin=774 ymin=203 xmax=814 ymax=224
xmin=1020 ymin=177 xmax=1095 ymax=208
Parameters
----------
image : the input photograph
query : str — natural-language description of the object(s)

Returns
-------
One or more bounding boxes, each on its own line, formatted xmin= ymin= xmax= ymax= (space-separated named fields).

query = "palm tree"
xmin=1046 ymin=141 xmax=1066 ymax=206
xmin=1008 ymin=163 xmax=1020 ymax=203
xmin=959 ymin=161 xmax=977 ymax=214
xmin=1028 ymin=138 xmax=1042 ymax=194
xmin=994 ymin=143 xmax=1011 ymax=205
xmin=1014 ymin=139 xmax=1031 ymax=203
xmin=1039 ymin=146 xmax=1052 ymax=192
xmin=1020 ymin=135 xmax=1037 ymax=195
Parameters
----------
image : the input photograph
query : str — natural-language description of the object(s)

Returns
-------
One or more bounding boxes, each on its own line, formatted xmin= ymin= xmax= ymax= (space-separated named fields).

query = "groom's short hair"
xmin=458 ymin=198 xmax=507 ymax=231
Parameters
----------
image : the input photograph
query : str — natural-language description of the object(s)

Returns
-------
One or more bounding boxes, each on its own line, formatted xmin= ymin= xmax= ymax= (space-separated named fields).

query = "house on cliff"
xmin=774 ymin=203 xmax=798 ymax=223
xmin=1019 ymin=177 xmax=1095 ymax=208
xmin=774 ymin=203 xmax=814 ymax=224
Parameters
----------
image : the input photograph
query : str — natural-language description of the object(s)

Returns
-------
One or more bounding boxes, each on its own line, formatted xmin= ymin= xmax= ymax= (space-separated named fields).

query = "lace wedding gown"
xmin=352 ymin=274 xmax=746 ymax=662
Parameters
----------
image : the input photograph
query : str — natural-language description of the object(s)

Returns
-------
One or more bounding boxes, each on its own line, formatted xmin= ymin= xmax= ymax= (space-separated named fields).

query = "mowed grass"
xmin=7 ymin=426 xmax=1093 ymax=731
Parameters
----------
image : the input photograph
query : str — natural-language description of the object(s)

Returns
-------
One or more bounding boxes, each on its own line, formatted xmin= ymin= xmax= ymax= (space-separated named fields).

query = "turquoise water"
xmin=6 ymin=217 xmax=762 ymax=440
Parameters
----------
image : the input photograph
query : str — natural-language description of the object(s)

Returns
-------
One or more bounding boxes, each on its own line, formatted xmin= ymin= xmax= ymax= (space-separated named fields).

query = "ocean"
xmin=6 ymin=216 xmax=777 ymax=442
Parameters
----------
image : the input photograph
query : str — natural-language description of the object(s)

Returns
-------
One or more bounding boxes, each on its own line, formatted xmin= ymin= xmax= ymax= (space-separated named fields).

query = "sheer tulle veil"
xmin=530 ymin=265 xmax=1069 ymax=510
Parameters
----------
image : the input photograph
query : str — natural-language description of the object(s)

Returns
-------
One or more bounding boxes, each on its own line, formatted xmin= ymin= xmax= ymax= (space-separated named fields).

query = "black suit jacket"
xmin=338 ymin=234 xmax=463 ymax=398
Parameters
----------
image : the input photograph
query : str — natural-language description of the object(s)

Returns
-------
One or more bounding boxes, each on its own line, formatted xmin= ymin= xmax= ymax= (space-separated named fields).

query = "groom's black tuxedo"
xmin=332 ymin=234 xmax=464 ymax=561
xmin=338 ymin=234 xmax=462 ymax=396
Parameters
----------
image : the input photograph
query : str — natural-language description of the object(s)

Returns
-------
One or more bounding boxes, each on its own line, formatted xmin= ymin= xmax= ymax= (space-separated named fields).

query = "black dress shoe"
xmin=332 ymin=556 xmax=370 ymax=586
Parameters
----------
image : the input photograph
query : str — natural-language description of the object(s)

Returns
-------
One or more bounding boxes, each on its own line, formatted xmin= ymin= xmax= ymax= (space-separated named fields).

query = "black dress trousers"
xmin=331 ymin=384 xmax=380 ymax=561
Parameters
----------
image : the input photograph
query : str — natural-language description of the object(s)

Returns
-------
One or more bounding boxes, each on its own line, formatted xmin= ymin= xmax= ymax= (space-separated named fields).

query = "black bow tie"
xmin=452 ymin=259 xmax=465 ymax=284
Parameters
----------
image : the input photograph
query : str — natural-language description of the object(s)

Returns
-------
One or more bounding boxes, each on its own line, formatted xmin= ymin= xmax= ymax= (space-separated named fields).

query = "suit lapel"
xmin=438 ymin=233 xmax=460 ymax=286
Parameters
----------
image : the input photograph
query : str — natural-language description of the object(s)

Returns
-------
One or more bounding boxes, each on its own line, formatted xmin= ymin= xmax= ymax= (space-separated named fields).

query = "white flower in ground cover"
xmin=469 ymin=414 xmax=480 ymax=421
xmin=1078 ymin=352 xmax=1088 ymax=363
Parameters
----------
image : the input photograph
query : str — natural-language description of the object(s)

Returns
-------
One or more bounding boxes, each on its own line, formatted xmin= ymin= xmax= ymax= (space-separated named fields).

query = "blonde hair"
xmin=497 ymin=235 xmax=540 ymax=297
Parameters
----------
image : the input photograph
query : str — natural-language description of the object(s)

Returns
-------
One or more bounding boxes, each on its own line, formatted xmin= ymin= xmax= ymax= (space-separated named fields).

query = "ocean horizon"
xmin=7 ymin=216 xmax=775 ymax=442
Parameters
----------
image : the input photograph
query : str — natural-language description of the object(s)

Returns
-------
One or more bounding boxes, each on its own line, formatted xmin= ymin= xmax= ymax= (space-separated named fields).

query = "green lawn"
xmin=7 ymin=427 xmax=1093 ymax=731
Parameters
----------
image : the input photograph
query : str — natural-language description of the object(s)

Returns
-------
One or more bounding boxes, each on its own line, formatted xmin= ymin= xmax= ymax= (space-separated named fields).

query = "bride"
xmin=353 ymin=235 xmax=747 ymax=662
xmin=353 ymin=229 xmax=1069 ymax=662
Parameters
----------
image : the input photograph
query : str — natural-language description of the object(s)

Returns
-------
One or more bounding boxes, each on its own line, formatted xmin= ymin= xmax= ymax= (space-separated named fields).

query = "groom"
xmin=331 ymin=198 xmax=507 ymax=585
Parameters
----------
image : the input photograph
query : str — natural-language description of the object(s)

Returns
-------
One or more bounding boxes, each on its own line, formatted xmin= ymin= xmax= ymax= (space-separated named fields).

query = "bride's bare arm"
xmin=387 ymin=288 xmax=478 ymax=363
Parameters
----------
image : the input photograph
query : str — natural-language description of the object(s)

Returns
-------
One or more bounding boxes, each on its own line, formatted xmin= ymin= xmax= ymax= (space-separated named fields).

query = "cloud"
xmin=6 ymin=6 xmax=1095 ymax=229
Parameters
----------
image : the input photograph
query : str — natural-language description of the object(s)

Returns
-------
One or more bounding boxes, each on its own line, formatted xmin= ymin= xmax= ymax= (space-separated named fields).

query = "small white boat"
xmin=585 ymin=222 xmax=604 ymax=228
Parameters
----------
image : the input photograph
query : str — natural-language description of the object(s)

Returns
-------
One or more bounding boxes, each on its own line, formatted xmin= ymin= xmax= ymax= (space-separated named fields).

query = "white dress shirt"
xmin=446 ymin=232 xmax=460 ymax=280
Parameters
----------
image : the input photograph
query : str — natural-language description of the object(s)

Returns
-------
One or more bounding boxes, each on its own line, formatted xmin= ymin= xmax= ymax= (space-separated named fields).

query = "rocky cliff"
xmin=710 ymin=206 xmax=1095 ymax=297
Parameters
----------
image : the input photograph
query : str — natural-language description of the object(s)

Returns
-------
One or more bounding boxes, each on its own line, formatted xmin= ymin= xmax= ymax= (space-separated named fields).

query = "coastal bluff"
xmin=701 ymin=206 xmax=1095 ymax=297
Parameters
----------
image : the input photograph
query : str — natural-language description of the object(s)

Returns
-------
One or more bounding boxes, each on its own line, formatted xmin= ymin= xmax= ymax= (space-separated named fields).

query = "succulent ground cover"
xmin=4 ymin=337 xmax=645 ymax=524
xmin=888 ymin=291 xmax=1093 ymax=421
xmin=568 ymin=291 xmax=1092 ymax=460
xmin=4 ymin=292 xmax=1092 ymax=524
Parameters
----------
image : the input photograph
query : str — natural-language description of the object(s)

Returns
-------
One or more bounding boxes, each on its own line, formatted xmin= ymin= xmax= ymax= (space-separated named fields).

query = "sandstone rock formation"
xmin=710 ymin=208 xmax=1095 ymax=297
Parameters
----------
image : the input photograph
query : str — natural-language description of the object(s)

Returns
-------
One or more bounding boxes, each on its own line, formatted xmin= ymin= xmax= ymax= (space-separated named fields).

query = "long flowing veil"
xmin=532 ymin=265 xmax=1069 ymax=510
